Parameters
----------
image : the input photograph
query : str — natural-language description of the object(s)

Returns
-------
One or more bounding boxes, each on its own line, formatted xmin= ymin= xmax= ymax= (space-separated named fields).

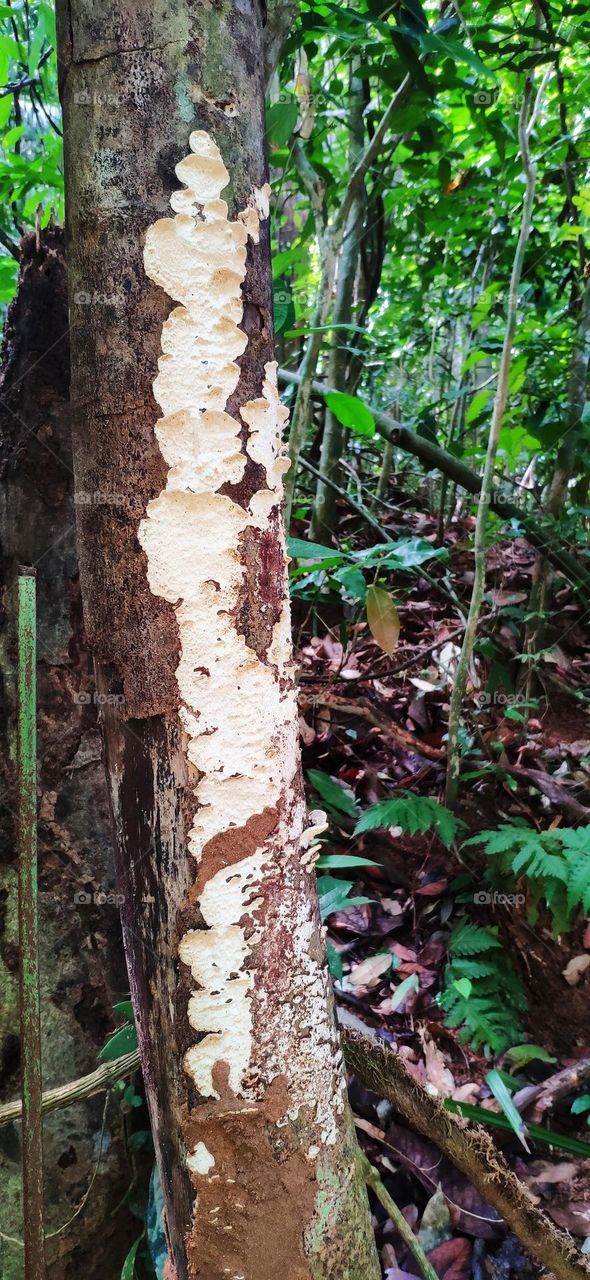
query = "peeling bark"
xmin=57 ymin=5 xmax=379 ymax=1278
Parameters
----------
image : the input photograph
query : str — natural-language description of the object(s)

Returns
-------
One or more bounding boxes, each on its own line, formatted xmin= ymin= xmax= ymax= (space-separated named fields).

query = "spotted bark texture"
xmin=0 ymin=230 xmax=131 ymax=1278
xmin=56 ymin=5 xmax=380 ymax=1278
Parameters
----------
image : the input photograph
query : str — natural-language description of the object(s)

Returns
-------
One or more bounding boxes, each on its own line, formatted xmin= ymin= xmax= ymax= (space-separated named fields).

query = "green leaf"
xmin=355 ymin=795 xmax=461 ymax=848
xmin=366 ymin=585 xmax=401 ymax=656
xmin=316 ymin=853 xmax=378 ymax=868
xmin=308 ymin=769 xmax=358 ymax=816
xmin=571 ymin=1095 xmax=590 ymax=1116
xmin=352 ymin=539 xmax=446 ymax=571
xmin=273 ymin=279 xmax=293 ymax=333
xmin=466 ymin=386 xmax=493 ymax=424
xmin=333 ymin=563 xmax=367 ymax=602
xmin=127 ymin=1130 xmax=153 ymax=1152
xmin=121 ymin=1236 xmax=141 ymax=1280
xmin=0 ymin=95 xmax=12 ymax=129
xmin=472 ymin=282 xmax=502 ymax=330
xmin=266 ymin=101 xmax=299 ymax=147
xmin=485 ymin=1068 xmax=530 ymax=1151
xmin=444 ymin=1101 xmax=590 ymax=1159
xmin=27 ymin=1 xmax=54 ymax=76
xmin=389 ymin=972 xmax=420 ymax=1010
xmin=326 ymin=943 xmax=344 ymax=982
xmin=505 ymin=1044 xmax=557 ymax=1069
xmin=113 ymin=999 xmax=135 ymax=1022
xmin=287 ymin=537 xmax=346 ymax=566
xmin=324 ymin=391 xmax=375 ymax=436
xmin=99 ymin=1022 xmax=138 ymax=1062
xmin=453 ymin=978 xmax=472 ymax=999
xmin=2 ymin=125 xmax=26 ymax=149
xmin=316 ymin=874 xmax=371 ymax=920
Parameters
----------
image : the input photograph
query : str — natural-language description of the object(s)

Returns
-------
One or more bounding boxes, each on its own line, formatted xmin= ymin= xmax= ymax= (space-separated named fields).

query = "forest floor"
xmin=294 ymin=489 xmax=590 ymax=1280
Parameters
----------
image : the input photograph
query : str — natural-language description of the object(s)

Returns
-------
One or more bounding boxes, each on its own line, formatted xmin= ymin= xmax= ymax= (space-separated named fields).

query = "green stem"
xmin=359 ymin=1153 xmax=439 ymax=1280
xmin=445 ymin=78 xmax=544 ymax=809
xmin=17 ymin=567 xmax=45 ymax=1279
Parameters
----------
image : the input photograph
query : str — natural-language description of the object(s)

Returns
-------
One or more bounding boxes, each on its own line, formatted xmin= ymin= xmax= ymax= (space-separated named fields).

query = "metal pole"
xmin=17 ymin=567 xmax=45 ymax=1279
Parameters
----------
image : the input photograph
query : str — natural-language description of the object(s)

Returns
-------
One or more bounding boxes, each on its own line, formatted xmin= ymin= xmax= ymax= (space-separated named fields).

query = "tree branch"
xmin=279 ymin=368 xmax=590 ymax=595
xmin=0 ymin=1049 xmax=141 ymax=1128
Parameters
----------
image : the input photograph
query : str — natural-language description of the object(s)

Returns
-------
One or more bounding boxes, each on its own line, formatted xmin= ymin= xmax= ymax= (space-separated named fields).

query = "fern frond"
xmin=355 ymin=794 xmax=462 ymax=847
xmin=448 ymin=919 xmax=502 ymax=956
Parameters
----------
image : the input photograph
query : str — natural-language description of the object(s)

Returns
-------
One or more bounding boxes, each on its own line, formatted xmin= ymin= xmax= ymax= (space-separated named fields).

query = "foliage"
xmin=316 ymin=873 xmax=372 ymax=921
xmin=354 ymin=793 xmax=462 ymax=847
xmin=307 ymin=766 xmax=358 ymax=815
xmin=365 ymin=583 xmax=400 ymax=655
xmin=287 ymin=536 xmax=445 ymax=606
xmin=0 ymin=0 xmax=62 ymax=301
xmin=571 ymin=1095 xmax=590 ymax=1126
xmin=465 ymin=824 xmax=590 ymax=934
xmin=273 ymin=0 xmax=590 ymax=560
xmin=444 ymin=1098 xmax=590 ymax=1159
xmin=440 ymin=918 xmax=526 ymax=1053
xmin=485 ymin=1068 xmax=529 ymax=1149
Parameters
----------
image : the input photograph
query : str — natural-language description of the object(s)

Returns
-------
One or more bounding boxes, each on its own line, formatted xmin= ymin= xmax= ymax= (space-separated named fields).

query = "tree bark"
xmin=57 ymin=4 xmax=379 ymax=1278
xmin=309 ymin=70 xmax=365 ymax=543
xmin=0 ymin=230 xmax=131 ymax=1277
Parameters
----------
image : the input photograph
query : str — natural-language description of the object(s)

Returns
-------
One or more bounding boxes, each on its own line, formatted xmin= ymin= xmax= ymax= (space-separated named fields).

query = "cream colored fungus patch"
xmin=139 ymin=131 xmax=345 ymax=1174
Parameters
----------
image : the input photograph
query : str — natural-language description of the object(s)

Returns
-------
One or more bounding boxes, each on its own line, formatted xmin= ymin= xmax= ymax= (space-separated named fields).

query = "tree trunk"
xmin=0 ymin=230 xmax=131 ymax=1278
xmin=309 ymin=71 xmax=365 ymax=544
xmin=56 ymin=4 xmax=379 ymax=1278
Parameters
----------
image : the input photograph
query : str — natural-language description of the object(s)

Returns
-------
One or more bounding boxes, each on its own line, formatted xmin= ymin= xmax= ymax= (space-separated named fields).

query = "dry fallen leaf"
xmin=524 ymin=1160 xmax=577 ymax=1189
xmin=348 ymin=952 xmax=393 ymax=989
xmin=420 ymin=1030 xmax=455 ymax=1098
xmin=426 ymin=1236 xmax=472 ymax=1280
xmin=562 ymin=954 xmax=590 ymax=986
xmin=418 ymin=1186 xmax=452 ymax=1251
xmin=549 ymin=1203 xmax=590 ymax=1236
xmin=299 ymin=715 xmax=316 ymax=746
xmin=366 ymin=584 xmax=401 ymax=656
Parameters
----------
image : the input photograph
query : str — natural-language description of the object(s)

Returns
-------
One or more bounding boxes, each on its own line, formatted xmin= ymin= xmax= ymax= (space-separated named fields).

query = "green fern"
xmin=354 ymin=794 xmax=462 ymax=848
xmin=465 ymin=824 xmax=590 ymax=934
xmin=440 ymin=918 xmax=526 ymax=1054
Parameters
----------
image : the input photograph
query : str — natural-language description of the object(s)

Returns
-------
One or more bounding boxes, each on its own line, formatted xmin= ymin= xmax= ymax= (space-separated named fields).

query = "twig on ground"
xmin=513 ymin=1055 xmax=590 ymax=1118
xmin=304 ymin=693 xmax=444 ymax=760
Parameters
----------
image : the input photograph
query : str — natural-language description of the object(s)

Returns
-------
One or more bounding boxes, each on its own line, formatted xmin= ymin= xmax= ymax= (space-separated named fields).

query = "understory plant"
xmin=466 ymin=823 xmax=590 ymax=935
xmin=442 ymin=822 xmax=590 ymax=1051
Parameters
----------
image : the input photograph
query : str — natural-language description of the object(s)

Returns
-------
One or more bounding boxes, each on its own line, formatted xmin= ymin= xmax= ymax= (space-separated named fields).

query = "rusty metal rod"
xmin=17 ymin=567 xmax=45 ymax=1279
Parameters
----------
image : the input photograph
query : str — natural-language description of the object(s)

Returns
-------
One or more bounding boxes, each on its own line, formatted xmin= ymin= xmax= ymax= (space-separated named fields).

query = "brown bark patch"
xmin=184 ymin=1071 xmax=316 ymax=1280
xmin=235 ymin=511 xmax=285 ymax=659
xmin=194 ymin=806 xmax=278 ymax=899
